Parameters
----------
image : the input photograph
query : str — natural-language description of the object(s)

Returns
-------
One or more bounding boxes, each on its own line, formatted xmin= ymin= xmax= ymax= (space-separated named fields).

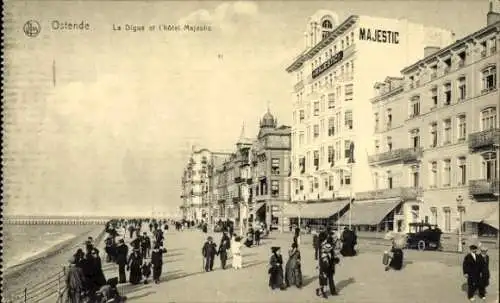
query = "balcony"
xmin=294 ymin=79 xmax=304 ymax=92
xmin=368 ymin=147 xmax=423 ymax=164
xmin=469 ymin=128 xmax=500 ymax=151
xmin=234 ymin=176 xmax=243 ymax=183
xmin=469 ymin=179 xmax=499 ymax=196
xmin=356 ymin=187 xmax=423 ymax=201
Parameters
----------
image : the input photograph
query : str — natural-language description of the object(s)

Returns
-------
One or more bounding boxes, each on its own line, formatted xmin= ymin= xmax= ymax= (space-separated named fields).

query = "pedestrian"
xmin=90 ymin=248 xmax=107 ymax=292
xmin=385 ymin=238 xmax=404 ymax=271
xmin=268 ymin=246 xmax=286 ymax=290
xmin=231 ymin=236 xmax=243 ymax=269
xmin=141 ymin=262 xmax=152 ymax=284
xmin=254 ymin=228 xmax=261 ymax=246
xmin=293 ymin=228 xmax=300 ymax=246
xmin=202 ymin=236 xmax=218 ymax=272
xmin=285 ymin=242 xmax=302 ymax=288
xmin=479 ymin=246 xmax=490 ymax=299
xmin=312 ymin=230 xmax=319 ymax=260
xmin=151 ymin=242 xmax=167 ymax=284
xmin=127 ymin=248 xmax=143 ymax=285
xmin=66 ymin=256 xmax=86 ymax=303
xmin=218 ymin=232 xmax=230 ymax=269
xmin=462 ymin=244 xmax=486 ymax=301
xmin=116 ymin=239 xmax=129 ymax=284
xmin=140 ymin=232 xmax=151 ymax=259
xmin=316 ymin=242 xmax=339 ymax=298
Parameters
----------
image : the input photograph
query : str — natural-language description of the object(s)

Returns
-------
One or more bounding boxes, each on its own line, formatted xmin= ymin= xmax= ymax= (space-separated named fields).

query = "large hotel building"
xmin=371 ymin=8 xmax=499 ymax=234
xmin=285 ymin=10 xmax=454 ymax=231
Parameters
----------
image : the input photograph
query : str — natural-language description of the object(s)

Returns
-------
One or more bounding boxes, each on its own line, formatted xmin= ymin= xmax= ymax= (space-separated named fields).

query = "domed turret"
xmin=260 ymin=109 xmax=277 ymax=129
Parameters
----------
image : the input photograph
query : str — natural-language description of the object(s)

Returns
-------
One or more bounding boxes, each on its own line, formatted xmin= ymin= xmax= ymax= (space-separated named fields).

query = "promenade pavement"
xmin=100 ymin=229 xmax=499 ymax=303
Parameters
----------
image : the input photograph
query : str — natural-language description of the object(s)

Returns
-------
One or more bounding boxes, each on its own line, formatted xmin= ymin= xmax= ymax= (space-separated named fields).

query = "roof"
xmin=401 ymin=20 xmax=500 ymax=74
xmin=286 ymin=15 xmax=359 ymax=73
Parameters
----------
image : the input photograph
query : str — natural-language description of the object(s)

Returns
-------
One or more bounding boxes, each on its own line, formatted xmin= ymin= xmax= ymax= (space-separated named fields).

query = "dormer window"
xmin=443 ymin=58 xmax=451 ymax=74
xmin=322 ymin=20 xmax=333 ymax=29
xmin=458 ymin=52 xmax=466 ymax=67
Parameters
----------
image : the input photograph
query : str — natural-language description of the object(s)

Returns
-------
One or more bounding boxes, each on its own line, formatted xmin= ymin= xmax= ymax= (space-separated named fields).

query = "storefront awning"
xmin=464 ymin=202 xmax=498 ymax=223
xmin=253 ymin=202 xmax=266 ymax=212
xmin=465 ymin=202 xmax=499 ymax=229
xmin=283 ymin=200 xmax=349 ymax=219
xmin=337 ymin=198 xmax=401 ymax=226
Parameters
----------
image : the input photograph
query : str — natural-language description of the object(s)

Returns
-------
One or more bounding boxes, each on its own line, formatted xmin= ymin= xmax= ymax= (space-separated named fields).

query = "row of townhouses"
xmin=181 ymin=6 xmax=500 ymax=235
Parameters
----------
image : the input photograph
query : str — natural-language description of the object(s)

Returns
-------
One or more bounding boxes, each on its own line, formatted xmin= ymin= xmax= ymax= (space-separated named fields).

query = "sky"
xmin=3 ymin=0 xmax=493 ymax=217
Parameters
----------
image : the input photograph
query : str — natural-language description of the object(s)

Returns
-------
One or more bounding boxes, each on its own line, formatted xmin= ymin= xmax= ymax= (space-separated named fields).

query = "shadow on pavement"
xmin=118 ymin=283 xmax=152 ymax=296
xmin=302 ymin=275 xmax=317 ymax=287
xmin=166 ymin=252 xmax=184 ymax=258
xmin=126 ymin=290 xmax=156 ymax=301
xmin=402 ymin=260 xmax=414 ymax=269
xmin=166 ymin=248 xmax=186 ymax=253
xmin=336 ymin=277 xmax=356 ymax=292
xmin=165 ymin=258 xmax=184 ymax=263
xmin=161 ymin=269 xmax=206 ymax=282
xmin=244 ymin=260 xmax=267 ymax=269
xmin=242 ymin=252 xmax=259 ymax=258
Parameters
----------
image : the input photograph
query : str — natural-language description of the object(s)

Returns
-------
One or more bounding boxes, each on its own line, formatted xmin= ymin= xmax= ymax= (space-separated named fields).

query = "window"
xmin=314 ymin=177 xmax=319 ymax=189
xmin=322 ymin=20 xmax=332 ymax=29
xmin=458 ymin=157 xmax=467 ymax=185
xmin=458 ymin=51 xmax=466 ymax=67
xmin=410 ymin=128 xmax=420 ymax=148
xmin=482 ymin=66 xmax=497 ymax=93
xmin=328 ymin=146 xmax=334 ymax=165
xmin=481 ymin=107 xmax=497 ymax=130
xmin=271 ymin=180 xmax=279 ymax=197
xmin=443 ymin=119 xmax=451 ymax=144
xmin=299 ymin=157 xmax=305 ymax=174
xmin=410 ymin=95 xmax=420 ymax=117
xmin=328 ymin=176 xmax=334 ymax=190
xmin=271 ymin=158 xmax=280 ymax=175
xmin=386 ymin=136 xmax=393 ymax=151
xmin=457 ymin=115 xmax=466 ymax=141
xmin=313 ymin=101 xmax=320 ymax=116
xmin=387 ymin=109 xmax=392 ymax=129
xmin=374 ymin=113 xmax=379 ymax=132
xmin=299 ymin=110 xmax=304 ymax=122
xmin=346 ymin=36 xmax=350 ymax=47
xmin=430 ymin=122 xmax=438 ymax=147
xmin=345 ymin=84 xmax=353 ymax=101
xmin=328 ymin=117 xmax=335 ymax=136
xmin=429 ymin=161 xmax=437 ymax=188
xmin=313 ymin=151 xmax=319 ymax=170
xmin=411 ymin=165 xmax=419 ymax=188
xmin=444 ymin=208 xmax=451 ymax=232
xmin=344 ymin=173 xmax=351 ymax=185
xmin=443 ymin=159 xmax=451 ymax=186
xmin=313 ymin=124 xmax=319 ymax=138
xmin=430 ymin=87 xmax=438 ymax=108
xmin=344 ymin=140 xmax=351 ymax=158
xmin=483 ymin=152 xmax=498 ymax=181
xmin=457 ymin=77 xmax=466 ymax=101
xmin=387 ymin=171 xmax=393 ymax=189
xmin=345 ymin=110 xmax=353 ymax=130
xmin=443 ymin=83 xmax=451 ymax=105
xmin=328 ymin=93 xmax=335 ymax=109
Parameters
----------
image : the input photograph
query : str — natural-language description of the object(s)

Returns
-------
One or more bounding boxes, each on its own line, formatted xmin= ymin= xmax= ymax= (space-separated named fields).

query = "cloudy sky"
xmin=3 ymin=0 xmax=492 ymax=217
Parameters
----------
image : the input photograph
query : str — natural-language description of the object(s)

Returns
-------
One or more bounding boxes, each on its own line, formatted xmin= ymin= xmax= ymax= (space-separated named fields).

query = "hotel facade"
xmin=371 ymin=9 xmax=500 ymax=235
xmin=285 ymin=10 xmax=454 ymax=231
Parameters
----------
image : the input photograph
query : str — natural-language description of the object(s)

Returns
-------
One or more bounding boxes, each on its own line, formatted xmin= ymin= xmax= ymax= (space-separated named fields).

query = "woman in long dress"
xmin=127 ymin=249 xmax=143 ymax=284
xmin=285 ymin=243 xmax=302 ymax=288
xmin=268 ymin=246 xmax=286 ymax=290
xmin=231 ymin=236 xmax=243 ymax=269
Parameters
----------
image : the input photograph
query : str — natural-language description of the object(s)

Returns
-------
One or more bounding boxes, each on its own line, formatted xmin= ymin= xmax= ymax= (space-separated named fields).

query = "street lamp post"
xmin=457 ymin=195 xmax=464 ymax=253
xmin=494 ymin=144 xmax=500 ymax=249
xmin=348 ymin=163 xmax=354 ymax=230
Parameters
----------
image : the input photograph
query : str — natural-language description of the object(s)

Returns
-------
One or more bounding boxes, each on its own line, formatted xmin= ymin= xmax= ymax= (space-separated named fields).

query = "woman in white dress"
xmin=231 ymin=236 xmax=243 ymax=269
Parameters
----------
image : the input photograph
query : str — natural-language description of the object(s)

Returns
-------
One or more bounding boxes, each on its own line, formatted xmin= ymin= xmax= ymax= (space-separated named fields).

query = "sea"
xmin=3 ymin=224 xmax=97 ymax=270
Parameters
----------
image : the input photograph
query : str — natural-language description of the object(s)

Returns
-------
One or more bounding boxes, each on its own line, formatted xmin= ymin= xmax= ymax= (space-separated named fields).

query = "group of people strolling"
xmin=463 ymin=244 xmax=491 ymax=301
xmin=201 ymin=232 xmax=242 ymax=271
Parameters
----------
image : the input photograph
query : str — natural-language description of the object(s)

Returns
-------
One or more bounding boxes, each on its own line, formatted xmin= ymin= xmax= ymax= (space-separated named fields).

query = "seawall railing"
xmin=5 ymin=227 xmax=108 ymax=303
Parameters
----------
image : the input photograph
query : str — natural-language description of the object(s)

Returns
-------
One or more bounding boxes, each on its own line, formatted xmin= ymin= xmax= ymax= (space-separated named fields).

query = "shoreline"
xmin=3 ymin=225 xmax=106 ymax=298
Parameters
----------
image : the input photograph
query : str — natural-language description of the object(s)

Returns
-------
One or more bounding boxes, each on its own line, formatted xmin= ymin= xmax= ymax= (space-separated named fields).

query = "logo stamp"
xmin=23 ymin=20 xmax=41 ymax=37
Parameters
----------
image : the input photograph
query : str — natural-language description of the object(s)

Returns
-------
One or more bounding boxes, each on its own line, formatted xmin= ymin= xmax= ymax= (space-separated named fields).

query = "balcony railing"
xmin=356 ymin=186 xmax=423 ymax=201
xmin=469 ymin=179 xmax=499 ymax=196
xmin=368 ymin=147 xmax=423 ymax=164
xmin=469 ymin=128 xmax=500 ymax=151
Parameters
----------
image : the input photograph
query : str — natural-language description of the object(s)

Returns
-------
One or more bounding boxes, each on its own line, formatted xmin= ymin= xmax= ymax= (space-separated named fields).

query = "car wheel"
xmin=417 ymin=240 xmax=426 ymax=251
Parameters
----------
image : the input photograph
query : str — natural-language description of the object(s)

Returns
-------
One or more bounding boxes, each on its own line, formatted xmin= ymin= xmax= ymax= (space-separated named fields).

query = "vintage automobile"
xmin=406 ymin=223 xmax=443 ymax=251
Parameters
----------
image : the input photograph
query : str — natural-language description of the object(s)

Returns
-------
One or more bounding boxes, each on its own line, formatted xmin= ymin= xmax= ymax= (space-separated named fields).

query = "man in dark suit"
xmin=462 ymin=244 xmax=485 ymax=301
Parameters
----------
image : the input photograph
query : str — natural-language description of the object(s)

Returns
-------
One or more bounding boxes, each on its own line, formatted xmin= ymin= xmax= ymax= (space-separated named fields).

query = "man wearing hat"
xmin=116 ymin=239 xmax=129 ymax=284
xmin=479 ymin=246 xmax=490 ymax=299
xmin=202 ymin=236 xmax=217 ymax=272
xmin=462 ymin=244 xmax=486 ymax=301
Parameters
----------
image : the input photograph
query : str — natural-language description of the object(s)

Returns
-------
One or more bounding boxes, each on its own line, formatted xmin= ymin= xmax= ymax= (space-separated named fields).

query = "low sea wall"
xmin=4 ymin=225 xmax=107 ymax=302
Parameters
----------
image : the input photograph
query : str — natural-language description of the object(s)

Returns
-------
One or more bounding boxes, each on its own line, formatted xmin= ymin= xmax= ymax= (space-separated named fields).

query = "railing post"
xmin=24 ymin=288 xmax=27 ymax=303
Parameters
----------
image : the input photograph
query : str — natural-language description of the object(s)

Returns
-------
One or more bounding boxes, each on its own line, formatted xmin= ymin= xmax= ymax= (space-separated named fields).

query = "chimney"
xmin=487 ymin=0 xmax=500 ymax=25
xmin=424 ymin=46 xmax=441 ymax=57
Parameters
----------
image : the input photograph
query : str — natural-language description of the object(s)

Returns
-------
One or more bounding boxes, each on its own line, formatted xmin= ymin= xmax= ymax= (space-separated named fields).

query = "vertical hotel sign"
xmin=312 ymin=51 xmax=343 ymax=79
